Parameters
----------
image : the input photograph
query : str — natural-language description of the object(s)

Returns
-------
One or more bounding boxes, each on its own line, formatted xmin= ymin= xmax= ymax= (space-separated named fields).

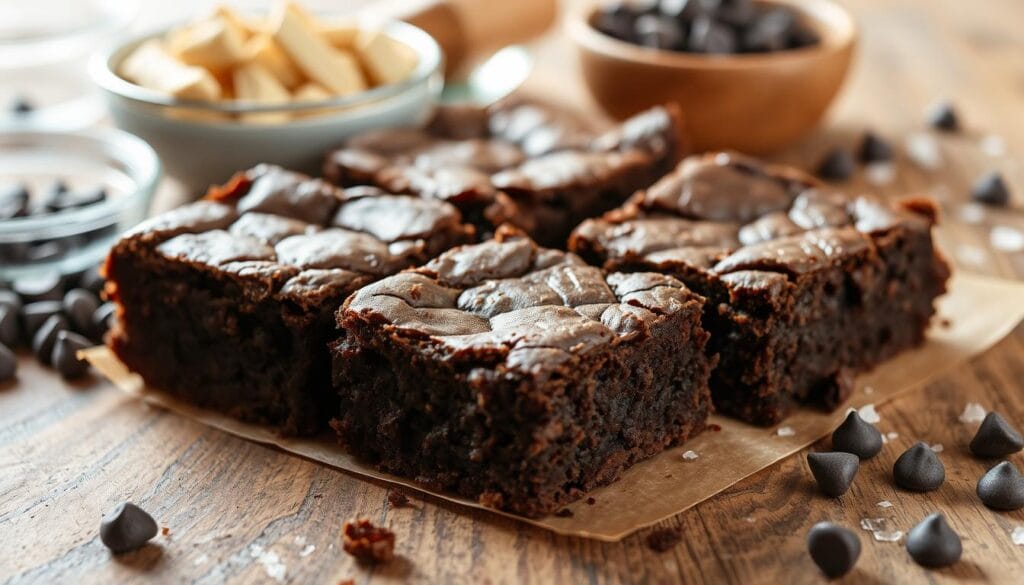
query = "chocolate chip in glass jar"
xmin=9 ymin=95 xmax=34 ymax=116
xmin=0 ymin=183 xmax=30 ymax=220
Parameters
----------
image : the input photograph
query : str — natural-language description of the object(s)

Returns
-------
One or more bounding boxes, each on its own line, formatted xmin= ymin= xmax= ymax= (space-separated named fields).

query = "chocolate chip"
xmin=62 ymin=288 xmax=99 ymax=334
xmin=658 ymin=0 xmax=699 ymax=19
xmin=970 ymin=171 xmax=1010 ymax=206
xmin=688 ymin=15 xmax=737 ymax=54
xmin=831 ymin=411 xmax=883 ymax=459
xmin=975 ymin=460 xmax=1024 ymax=511
xmin=21 ymin=300 xmax=63 ymax=338
xmin=807 ymin=452 xmax=859 ymax=497
xmin=0 ymin=289 xmax=22 ymax=312
xmin=926 ymin=101 xmax=959 ymax=132
xmin=32 ymin=314 xmax=67 ymax=366
xmin=635 ymin=14 xmax=685 ymax=50
xmin=816 ymin=148 xmax=856 ymax=181
xmin=13 ymin=271 xmax=63 ymax=302
xmin=969 ymin=411 xmax=1023 ymax=458
xmin=0 ymin=305 xmax=20 ymax=347
xmin=858 ymin=132 xmax=893 ymax=163
xmin=594 ymin=2 xmax=639 ymax=41
xmin=0 ymin=182 xmax=30 ymax=220
xmin=893 ymin=442 xmax=945 ymax=492
xmin=9 ymin=96 xmax=34 ymax=115
xmin=742 ymin=8 xmax=795 ymax=52
xmin=78 ymin=266 xmax=106 ymax=295
xmin=100 ymin=502 xmax=159 ymax=554
xmin=906 ymin=513 xmax=961 ymax=568
xmin=0 ymin=342 xmax=15 ymax=382
xmin=52 ymin=330 xmax=91 ymax=379
xmin=716 ymin=0 xmax=757 ymax=28
xmin=806 ymin=522 xmax=860 ymax=578
xmin=48 ymin=186 xmax=107 ymax=213
xmin=90 ymin=302 xmax=116 ymax=341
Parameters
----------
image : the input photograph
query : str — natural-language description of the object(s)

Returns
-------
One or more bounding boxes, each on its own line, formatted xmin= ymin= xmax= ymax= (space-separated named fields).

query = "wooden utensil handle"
xmin=367 ymin=0 xmax=557 ymax=73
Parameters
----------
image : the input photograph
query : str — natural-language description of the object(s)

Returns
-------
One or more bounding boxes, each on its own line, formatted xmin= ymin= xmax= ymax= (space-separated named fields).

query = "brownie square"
xmin=104 ymin=165 xmax=474 ymax=435
xmin=323 ymin=100 xmax=685 ymax=247
xmin=570 ymin=152 xmax=950 ymax=425
xmin=330 ymin=228 xmax=713 ymax=517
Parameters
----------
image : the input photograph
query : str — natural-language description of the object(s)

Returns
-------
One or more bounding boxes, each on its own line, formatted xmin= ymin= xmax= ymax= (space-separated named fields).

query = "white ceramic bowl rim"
xmin=0 ymin=128 xmax=161 ymax=239
xmin=570 ymin=0 xmax=857 ymax=70
xmin=89 ymin=19 xmax=443 ymax=114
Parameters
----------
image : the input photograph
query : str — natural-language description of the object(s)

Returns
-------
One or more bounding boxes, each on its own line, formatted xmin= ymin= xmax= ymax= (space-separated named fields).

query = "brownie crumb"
xmin=342 ymin=519 xmax=395 ymax=563
xmin=586 ymin=497 xmax=596 ymax=505
xmin=708 ymin=423 xmax=722 ymax=432
xmin=646 ymin=528 xmax=682 ymax=552
xmin=555 ymin=508 xmax=574 ymax=517
xmin=387 ymin=491 xmax=412 ymax=509
xmin=161 ymin=526 xmax=170 ymax=537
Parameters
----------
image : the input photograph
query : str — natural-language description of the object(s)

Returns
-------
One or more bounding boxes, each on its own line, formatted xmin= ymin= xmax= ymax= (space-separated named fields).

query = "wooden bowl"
xmin=568 ymin=0 xmax=857 ymax=154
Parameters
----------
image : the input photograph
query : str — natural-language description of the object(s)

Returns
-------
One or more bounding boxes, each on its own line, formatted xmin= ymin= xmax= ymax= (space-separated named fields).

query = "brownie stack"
xmin=105 ymin=104 xmax=949 ymax=517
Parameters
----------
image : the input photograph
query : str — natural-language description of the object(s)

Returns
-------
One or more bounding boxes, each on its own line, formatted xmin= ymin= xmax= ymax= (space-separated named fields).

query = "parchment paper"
xmin=84 ymin=272 xmax=1024 ymax=542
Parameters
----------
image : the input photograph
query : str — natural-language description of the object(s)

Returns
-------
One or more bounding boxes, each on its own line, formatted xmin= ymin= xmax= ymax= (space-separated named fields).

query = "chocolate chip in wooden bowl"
xmin=742 ymin=8 xmax=795 ymax=53
xmin=926 ymin=100 xmax=960 ymax=132
xmin=52 ymin=331 xmax=91 ymax=379
xmin=976 ymin=461 xmax=1024 ymax=511
xmin=969 ymin=411 xmax=1024 ymax=458
xmin=62 ymin=288 xmax=99 ymax=335
xmin=0 ymin=182 xmax=30 ymax=220
xmin=21 ymin=300 xmax=63 ymax=339
xmin=32 ymin=314 xmax=68 ymax=366
xmin=688 ymin=15 xmax=737 ymax=54
xmin=806 ymin=522 xmax=860 ymax=579
xmin=593 ymin=1 xmax=640 ymax=41
xmin=0 ymin=342 xmax=15 ymax=383
xmin=893 ymin=442 xmax=945 ymax=492
xmin=857 ymin=131 xmax=893 ymax=164
xmin=342 ymin=519 xmax=395 ymax=563
xmin=831 ymin=411 xmax=883 ymax=460
xmin=0 ymin=304 xmax=20 ymax=347
xmin=807 ymin=452 xmax=859 ymax=497
xmin=906 ymin=513 xmax=961 ymax=568
xmin=815 ymin=148 xmax=856 ymax=182
xmin=970 ymin=171 xmax=1010 ymax=207
xmin=635 ymin=13 xmax=685 ymax=50
xmin=100 ymin=502 xmax=159 ymax=554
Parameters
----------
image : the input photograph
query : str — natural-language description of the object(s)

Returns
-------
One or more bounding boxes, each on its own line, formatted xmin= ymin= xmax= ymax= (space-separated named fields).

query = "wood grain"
xmin=4 ymin=0 xmax=1024 ymax=583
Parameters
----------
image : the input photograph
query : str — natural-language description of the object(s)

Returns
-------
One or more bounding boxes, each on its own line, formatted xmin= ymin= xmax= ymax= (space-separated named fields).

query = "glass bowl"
xmin=90 ymin=19 xmax=443 ymax=195
xmin=0 ymin=128 xmax=160 ymax=282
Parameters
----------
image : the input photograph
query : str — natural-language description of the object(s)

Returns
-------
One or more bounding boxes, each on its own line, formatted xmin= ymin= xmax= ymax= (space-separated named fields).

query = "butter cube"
xmin=356 ymin=31 xmax=418 ymax=86
xmin=120 ymin=40 xmax=222 ymax=101
xmin=292 ymin=82 xmax=332 ymax=102
xmin=233 ymin=62 xmax=291 ymax=124
xmin=169 ymin=16 xmax=247 ymax=70
xmin=271 ymin=2 xmax=367 ymax=96
xmin=243 ymin=35 xmax=303 ymax=89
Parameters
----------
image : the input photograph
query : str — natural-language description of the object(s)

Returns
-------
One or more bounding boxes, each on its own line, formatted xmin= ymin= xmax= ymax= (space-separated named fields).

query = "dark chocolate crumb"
xmin=555 ymin=508 xmax=574 ymax=518
xmin=893 ymin=442 xmax=945 ymax=492
xmin=645 ymin=527 xmax=682 ymax=552
xmin=926 ymin=101 xmax=960 ymax=132
xmin=858 ymin=132 xmax=893 ymax=163
xmin=970 ymin=171 xmax=1010 ymax=207
xmin=807 ymin=522 xmax=860 ymax=578
xmin=708 ymin=423 xmax=722 ymax=432
xmin=906 ymin=513 xmax=961 ymax=568
xmin=387 ymin=491 xmax=412 ymax=509
xmin=970 ymin=411 xmax=1024 ymax=458
xmin=586 ymin=497 xmax=596 ymax=505
xmin=976 ymin=460 xmax=1024 ymax=511
xmin=816 ymin=148 xmax=856 ymax=181
xmin=342 ymin=519 xmax=395 ymax=563
xmin=100 ymin=502 xmax=159 ymax=554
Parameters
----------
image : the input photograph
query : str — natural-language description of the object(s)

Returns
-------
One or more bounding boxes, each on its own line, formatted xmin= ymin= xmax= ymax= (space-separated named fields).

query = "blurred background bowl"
xmin=91 ymin=19 xmax=442 ymax=195
xmin=568 ymin=0 xmax=857 ymax=154
xmin=0 ymin=128 xmax=159 ymax=281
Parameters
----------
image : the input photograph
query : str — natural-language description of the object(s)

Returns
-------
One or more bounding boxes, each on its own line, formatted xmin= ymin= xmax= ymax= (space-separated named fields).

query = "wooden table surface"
xmin=4 ymin=0 xmax=1024 ymax=583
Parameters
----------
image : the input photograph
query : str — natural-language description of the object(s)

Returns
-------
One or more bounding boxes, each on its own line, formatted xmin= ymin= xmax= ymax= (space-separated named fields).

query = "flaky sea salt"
xmin=960 ymin=402 xmax=987 ymax=424
xmin=299 ymin=544 xmax=316 ymax=558
xmin=249 ymin=545 xmax=286 ymax=584
xmin=991 ymin=226 xmax=1024 ymax=252
xmin=860 ymin=517 xmax=903 ymax=542
xmin=981 ymin=134 xmax=1007 ymax=157
xmin=1012 ymin=526 xmax=1024 ymax=546
xmin=682 ymin=450 xmax=699 ymax=461
xmin=873 ymin=529 xmax=904 ymax=543
xmin=906 ymin=133 xmax=942 ymax=170
xmin=193 ymin=553 xmax=209 ymax=566
xmin=956 ymin=244 xmax=989 ymax=267
xmin=930 ymin=443 xmax=945 ymax=453
xmin=776 ymin=426 xmax=796 ymax=437
xmin=858 ymin=404 xmax=881 ymax=424
xmin=887 ymin=432 xmax=899 ymax=442
xmin=866 ymin=163 xmax=896 ymax=186
xmin=877 ymin=500 xmax=894 ymax=509
xmin=959 ymin=202 xmax=986 ymax=224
